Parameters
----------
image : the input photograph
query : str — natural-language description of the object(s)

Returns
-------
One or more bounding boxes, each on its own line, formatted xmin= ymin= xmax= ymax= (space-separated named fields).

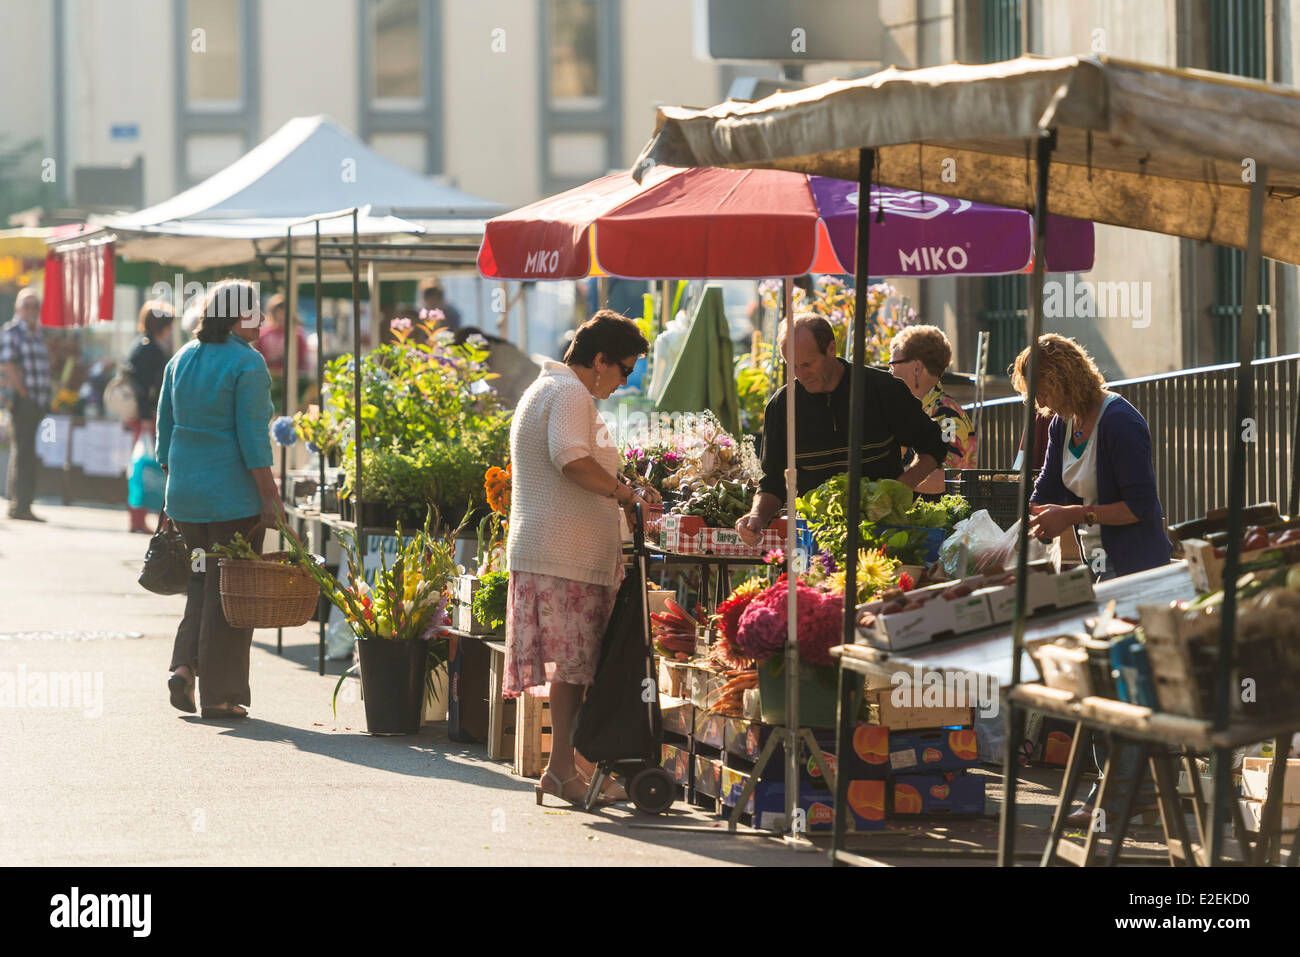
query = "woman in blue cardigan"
xmin=1012 ymin=334 xmax=1172 ymax=826
xmin=1012 ymin=334 xmax=1172 ymax=580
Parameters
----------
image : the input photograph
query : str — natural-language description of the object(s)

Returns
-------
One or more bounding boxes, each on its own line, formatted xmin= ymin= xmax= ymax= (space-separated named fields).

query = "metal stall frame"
xmin=629 ymin=54 xmax=1300 ymax=867
xmin=258 ymin=208 xmax=483 ymax=675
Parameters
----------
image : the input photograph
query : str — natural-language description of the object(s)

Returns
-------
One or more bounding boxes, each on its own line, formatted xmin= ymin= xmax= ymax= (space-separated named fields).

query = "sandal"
xmin=535 ymin=769 xmax=587 ymax=807
xmin=200 ymin=704 xmax=248 ymax=720
xmin=167 ymin=673 xmax=196 ymax=714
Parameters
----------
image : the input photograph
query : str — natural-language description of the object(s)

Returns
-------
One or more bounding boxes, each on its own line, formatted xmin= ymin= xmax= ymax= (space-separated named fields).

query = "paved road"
xmin=0 ymin=499 xmax=1165 ymax=866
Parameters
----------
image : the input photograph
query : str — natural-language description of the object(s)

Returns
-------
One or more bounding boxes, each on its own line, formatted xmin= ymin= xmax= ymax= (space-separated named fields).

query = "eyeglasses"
xmin=615 ymin=359 xmax=637 ymax=378
xmin=888 ymin=357 xmax=912 ymax=366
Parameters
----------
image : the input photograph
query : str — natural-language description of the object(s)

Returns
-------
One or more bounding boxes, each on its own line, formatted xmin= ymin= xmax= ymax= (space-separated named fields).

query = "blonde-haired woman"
xmin=1012 ymin=334 xmax=1170 ymax=826
xmin=888 ymin=324 xmax=976 ymax=495
xmin=1011 ymin=333 xmax=1171 ymax=579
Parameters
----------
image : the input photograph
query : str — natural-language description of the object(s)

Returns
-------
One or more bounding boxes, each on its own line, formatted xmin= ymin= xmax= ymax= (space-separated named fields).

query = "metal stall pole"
xmin=278 ymin=226 xmax=294 ymax=655
xmin=832 ymin=147 xmax=875 ymax=864
xmin=781 ymin=274 xmax=807 ymax=848
xmin=352 ymin=209 xmax=365 ymax=562
xmin=315 ymin=218 xmax=326 ymax=676
xmin=1208 ymin=169 xmax=1268 ymax=865
xmin=998 ymin=130 xmax=1056 ymax=868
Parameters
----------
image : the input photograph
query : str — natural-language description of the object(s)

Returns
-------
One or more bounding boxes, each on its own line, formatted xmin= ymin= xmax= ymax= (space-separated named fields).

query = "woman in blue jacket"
xmin=156 ymin=279 xmax=282 ymax=719
xmin=1012 ymin=334 xmax=1172 ymax=826
xmin=1012 ymin=334 xmax=1172 ymax=580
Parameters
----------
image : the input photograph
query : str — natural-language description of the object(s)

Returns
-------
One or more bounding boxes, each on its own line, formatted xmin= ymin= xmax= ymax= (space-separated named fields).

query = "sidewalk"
xmin=0 ymin=499 xmax=1130 ymax=866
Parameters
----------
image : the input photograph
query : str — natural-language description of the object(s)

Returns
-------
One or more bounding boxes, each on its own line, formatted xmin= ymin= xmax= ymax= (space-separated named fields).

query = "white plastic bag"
xmin=940 ymin=509 xmax=1046 ymax=578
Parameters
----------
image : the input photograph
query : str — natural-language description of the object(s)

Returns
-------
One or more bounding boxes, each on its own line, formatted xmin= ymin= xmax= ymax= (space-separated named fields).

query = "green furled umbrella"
xmin=654 ymin=285 xmax=740 ymax=438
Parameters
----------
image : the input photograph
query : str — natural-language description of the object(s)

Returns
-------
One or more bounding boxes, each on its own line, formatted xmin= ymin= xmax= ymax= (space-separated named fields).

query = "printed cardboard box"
xmin=693 ymin=710 xmax=728 ymax=750
xmin=719 ymin=770 xmax=885 ymax=832
xmin=837 ymin=723 xmax=892 ymax=780
xmin=721 ymin=718 xmax=839 ymax=780
xmin=891 ymin=772 xmax=987 ymax=815
xmin=694 ymin=753 xmax=724 ymax=798
xmin=661 ymin=742 xmax=691 ymax=788
xmin=887 ymin=729 xmax=979 ymax=774
xmin=1238 ymin=798 xmax=1300 ymax=833
xmin=660 ymin=696 xmax=693 ymax=737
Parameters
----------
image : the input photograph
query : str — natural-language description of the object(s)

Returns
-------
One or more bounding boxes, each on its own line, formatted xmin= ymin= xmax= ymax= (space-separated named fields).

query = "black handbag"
xmin=138 ymin=514 xmax=193 ymax=595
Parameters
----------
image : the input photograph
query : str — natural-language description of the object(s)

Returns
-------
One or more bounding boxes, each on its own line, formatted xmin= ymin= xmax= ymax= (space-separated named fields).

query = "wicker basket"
xmin=218 ymin=551 xmax=321 ymax=629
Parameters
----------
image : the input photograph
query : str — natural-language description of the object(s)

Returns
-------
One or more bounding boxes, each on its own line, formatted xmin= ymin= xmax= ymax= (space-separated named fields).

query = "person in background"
xmin=1011 ymin=333 xmax=1171 ymax=826
xmin=125 ymin=300 xmax=175 ymax=533
xmin=421 ymin=279 xmax=461 ymax=332
xmin=1 ymin=287 xmax=52 ymax=522
xmin=256 ymin=292 xmax=310 ymax=379
xmin=735 ymin=313 xmax=950 ymax=545
xmin=157 ymin=279 xmax=281 ymax=719
xmin=506 ymin=310 xmax=654 ymax=805
xmin=888 ymin=324 xmax=976 ymax=496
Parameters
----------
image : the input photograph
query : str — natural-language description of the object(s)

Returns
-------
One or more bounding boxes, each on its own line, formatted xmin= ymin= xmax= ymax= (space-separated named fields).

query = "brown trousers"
xmin=169 ymin=515 xmax=265 ymax=708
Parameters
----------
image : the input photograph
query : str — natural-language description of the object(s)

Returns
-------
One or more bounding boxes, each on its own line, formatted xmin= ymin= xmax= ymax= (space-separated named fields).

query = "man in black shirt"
xmin=735 ymin=314 xmax=951 ymax=546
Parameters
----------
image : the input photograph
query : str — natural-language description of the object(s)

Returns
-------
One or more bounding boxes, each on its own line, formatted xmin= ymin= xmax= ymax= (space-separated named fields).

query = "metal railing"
xmin=967 ymin=355 xmax=1300 ymax=526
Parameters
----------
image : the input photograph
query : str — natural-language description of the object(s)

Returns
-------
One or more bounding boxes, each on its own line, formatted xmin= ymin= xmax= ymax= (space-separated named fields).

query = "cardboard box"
xmin=660 ymin=696 xmax=693 ymax=737
xmin=661 ymin=743 xmax=691 ymax=788
xmin=694 ymin=753 xmax=724 ymax=798
xmin=1182 ymin=537 xmax=1299 ymax=593
xmin=687 ymin=665 xmax=729 ymax=711
xmin=1241 ymin=756 xmax=1300 ymax=804
xmin=719 ymin=772 xmax=885 ymax=832
xmin=837 ymin=723 xmax=892 ymax=780
xmin=857 ymin=579 xmax=993 ymax=651
xmin=660 ymin=514 xmax=800 ymax=557
xmin=865 ymin=688 xmax=973 ymax=731
xmin=891 ymin=772 xmax=987 ymax=815
xmin=887 ymin=729 xmax=979 ymax=774
xmin=693 ymin=710 xmax=728 ymax=750
xmin=660 ymin=514 xmax=704 ymax=553
xmin=658 ymin=658 xmax=689 ymax=699
xmin=1238 ymin=798 xmax=1300 ymax=833
xmin=722 ymin=716 xmax=839 ymax=766
xmin=646 ymin=585 xmax=675 ymax=616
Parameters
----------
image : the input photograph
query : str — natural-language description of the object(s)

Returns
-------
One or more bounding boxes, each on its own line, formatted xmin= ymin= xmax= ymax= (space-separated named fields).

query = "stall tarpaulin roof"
xmin=477 ymin=164 xmax=1093 ymax=280
xmin=56 ymin=115 xmax=502 ymax=271
xmin=632 ymin=55 xmax=1300 ymax=266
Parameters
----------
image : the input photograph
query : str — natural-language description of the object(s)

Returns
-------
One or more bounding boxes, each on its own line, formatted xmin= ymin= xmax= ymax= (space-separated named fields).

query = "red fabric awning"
xmin=42 ymin=240 xmax=115 ymax=327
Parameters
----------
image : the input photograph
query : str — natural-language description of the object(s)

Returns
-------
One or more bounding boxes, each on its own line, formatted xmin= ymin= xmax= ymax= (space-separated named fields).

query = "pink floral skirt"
xmin=503 ymin=569 xmax=622 ymax=697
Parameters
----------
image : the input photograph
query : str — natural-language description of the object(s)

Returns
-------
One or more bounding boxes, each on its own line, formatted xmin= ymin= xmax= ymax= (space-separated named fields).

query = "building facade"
xmin=2 ymin=0 xmax=1298 ymax=379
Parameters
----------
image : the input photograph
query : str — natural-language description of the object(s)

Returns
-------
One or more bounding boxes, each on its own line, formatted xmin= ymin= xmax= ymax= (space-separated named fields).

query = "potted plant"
xmin=289 ymin=511 xmax=458 ymax=735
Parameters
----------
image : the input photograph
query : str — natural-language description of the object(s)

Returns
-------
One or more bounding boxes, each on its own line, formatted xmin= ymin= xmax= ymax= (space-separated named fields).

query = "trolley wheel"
xmin=629 ymin=767 xmax=675 ymax=815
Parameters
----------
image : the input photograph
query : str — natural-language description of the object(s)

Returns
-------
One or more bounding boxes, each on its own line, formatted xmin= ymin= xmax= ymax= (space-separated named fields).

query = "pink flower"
xmin=390 ymin=317 xmax=413 ymax=332
xmin=419 ymin=308 xmax=446 ymax=322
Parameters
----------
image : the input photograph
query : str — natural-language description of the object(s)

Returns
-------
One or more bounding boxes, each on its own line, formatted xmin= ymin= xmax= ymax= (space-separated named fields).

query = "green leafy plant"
xmin=734 ymin=340 xmax=776 ymax=432
xmin=472 ymin=568 xmax=510 ymax=631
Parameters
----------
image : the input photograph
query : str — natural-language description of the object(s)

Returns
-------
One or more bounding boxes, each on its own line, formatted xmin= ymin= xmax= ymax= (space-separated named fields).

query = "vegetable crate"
xmin=513 ymin=690 xmax=552 ymax=778
xmin=660 ymin=514 xmax=808 ymax=557
xmin=949 ymin=469 xmax=1039 ymax=531
xmin=1180 ymin=537 xmax=1300 ymax=593
xmin=1136 ymin=603 xmax=1300 ymax=720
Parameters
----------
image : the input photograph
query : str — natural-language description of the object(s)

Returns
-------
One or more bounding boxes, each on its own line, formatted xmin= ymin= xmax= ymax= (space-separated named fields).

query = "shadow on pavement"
xmin=176 ymin=715 xmax=534 ymax=792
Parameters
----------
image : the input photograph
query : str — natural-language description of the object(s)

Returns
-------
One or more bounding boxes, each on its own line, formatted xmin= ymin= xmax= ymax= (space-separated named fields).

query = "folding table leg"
xmin=1041 ymin=721 xmax=1090 ymax=867
xmin=1150 ymin=751 xmax=1194 ymax=866
xmin=1103 ymin=739 xmax=1146 ymax=867
xmin=1255 ymin=733 xmax=1296 ymax=865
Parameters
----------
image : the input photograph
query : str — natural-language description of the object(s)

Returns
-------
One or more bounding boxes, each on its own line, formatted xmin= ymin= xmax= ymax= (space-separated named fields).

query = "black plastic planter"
xmin=357 ymin=637 xmax=429 ymax=735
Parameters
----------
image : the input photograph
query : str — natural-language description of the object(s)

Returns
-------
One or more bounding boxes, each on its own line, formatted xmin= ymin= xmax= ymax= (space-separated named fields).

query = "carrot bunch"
xmin=708 ymin=670 xmax=758 ymax=716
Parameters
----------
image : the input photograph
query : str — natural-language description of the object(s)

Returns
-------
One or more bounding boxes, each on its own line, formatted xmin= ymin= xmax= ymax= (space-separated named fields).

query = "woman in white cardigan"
xmin=506 ymin=310 xmax=654 ymax=806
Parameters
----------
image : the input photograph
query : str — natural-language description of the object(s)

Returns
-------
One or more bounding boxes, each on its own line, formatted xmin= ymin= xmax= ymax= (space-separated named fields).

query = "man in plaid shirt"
xmin=1 ymin=287 xmax=52 ymax=521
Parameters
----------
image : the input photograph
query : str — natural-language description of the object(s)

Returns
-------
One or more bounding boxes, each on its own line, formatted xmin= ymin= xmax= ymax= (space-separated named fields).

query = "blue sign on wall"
xmin=110 ymin=123 xmax=140 ymax=141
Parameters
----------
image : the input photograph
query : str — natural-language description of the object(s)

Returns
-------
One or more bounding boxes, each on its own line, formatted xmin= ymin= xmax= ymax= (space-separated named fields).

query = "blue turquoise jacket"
xmin=1031 ymin=395 xmax=1172 ymax=577
xmin=155 ymin=336 xmax=273 ymax=523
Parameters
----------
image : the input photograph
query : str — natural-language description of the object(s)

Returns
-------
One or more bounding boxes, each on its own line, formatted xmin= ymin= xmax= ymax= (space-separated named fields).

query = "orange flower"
xmin=484 ymin=463 xmax=511 ymax=515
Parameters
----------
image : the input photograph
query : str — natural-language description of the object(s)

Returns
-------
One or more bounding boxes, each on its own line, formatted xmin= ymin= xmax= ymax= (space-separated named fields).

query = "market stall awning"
xmin=56 ymin=115 xmax=501 ymax=272
xmin=632 ymin=55 xmax=1300 ymax=266
xmin=477 ymin=165 xmax=1093 ymax=280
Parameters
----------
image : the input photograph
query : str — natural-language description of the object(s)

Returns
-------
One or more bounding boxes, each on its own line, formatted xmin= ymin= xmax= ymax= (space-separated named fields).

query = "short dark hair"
xmin=196 ymin=279 xmax=260 ymax=344
xmin=137 ymin=300 xmax=175 ymax=338
xmin=563 ymin=309 xmax=649 ymax=367
xmin=776 ymin=313 xmax=835 ymax=357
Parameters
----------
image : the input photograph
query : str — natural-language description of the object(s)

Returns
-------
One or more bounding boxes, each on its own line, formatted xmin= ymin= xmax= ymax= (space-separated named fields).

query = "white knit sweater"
xmin=506 ymin=361 xmax=622 ymax=587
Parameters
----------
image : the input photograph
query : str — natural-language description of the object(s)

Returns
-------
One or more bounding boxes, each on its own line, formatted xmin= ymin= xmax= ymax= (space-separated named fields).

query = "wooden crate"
xmin=513 ymin=690 xmax=553 ymax=778
xmin=865 ymin=689 xmax=973 ymax=731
